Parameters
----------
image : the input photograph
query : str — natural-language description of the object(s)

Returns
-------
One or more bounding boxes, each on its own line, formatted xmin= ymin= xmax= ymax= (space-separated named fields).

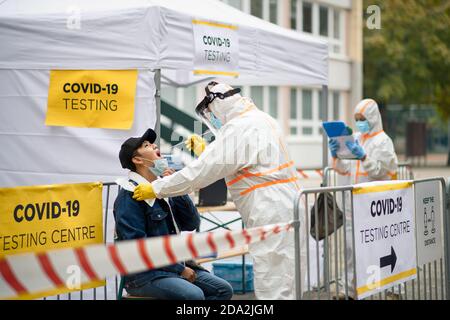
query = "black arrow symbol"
xmin=380 ymin=246 xmax=397 ymax=273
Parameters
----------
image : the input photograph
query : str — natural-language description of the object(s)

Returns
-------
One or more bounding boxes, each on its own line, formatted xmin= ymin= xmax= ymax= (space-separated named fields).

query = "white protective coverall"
xmin=151 ymin=84 xmax=306 ymax=300
xmin=333 ymin=99 xmax=398 ymax=185
xmin=332 ymin=99 xmax=398 ymax=297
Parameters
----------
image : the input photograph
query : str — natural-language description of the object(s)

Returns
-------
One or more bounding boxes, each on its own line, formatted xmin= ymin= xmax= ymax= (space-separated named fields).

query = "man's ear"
xmin=132 ymin=156 xmax=143 ymax=167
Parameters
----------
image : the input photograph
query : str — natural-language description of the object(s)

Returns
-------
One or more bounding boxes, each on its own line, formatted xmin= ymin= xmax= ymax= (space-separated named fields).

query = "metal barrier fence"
xmin=43 ymin=179 xmax=254 ymax=299
xmin=40 ymin=163 xmax=449 ymax=301
xmin=44 ymin=181 xmax=248 ymax=300
xmin=293 ymin=177 xmax=450 ymax=300
xmin=323 ymin=162 xmax=414 ymax=187
xmin=43 ymin=182 xmax=120 ymax=300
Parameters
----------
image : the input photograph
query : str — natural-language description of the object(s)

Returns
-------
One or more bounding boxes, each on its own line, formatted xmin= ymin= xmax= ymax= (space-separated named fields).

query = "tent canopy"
xmin=0 ymin=0 xmax=328 ymax=187
xmin=0 ymin=0 xmax=328 ymax=86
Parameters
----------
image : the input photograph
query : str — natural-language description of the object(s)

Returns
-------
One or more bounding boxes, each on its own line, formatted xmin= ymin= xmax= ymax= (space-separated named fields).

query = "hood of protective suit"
xmin=208 ymin=83 xmax=252 ymax=124
xmin=354 ymin=99 xmax=383 ymax=134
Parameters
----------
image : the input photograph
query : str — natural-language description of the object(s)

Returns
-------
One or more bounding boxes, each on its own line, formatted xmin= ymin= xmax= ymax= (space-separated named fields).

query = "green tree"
xmin=363 ymin=0 xmax=450 ymax=163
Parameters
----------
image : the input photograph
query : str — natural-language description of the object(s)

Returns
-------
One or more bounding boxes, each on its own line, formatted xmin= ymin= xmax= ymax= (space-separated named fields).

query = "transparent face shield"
xmin=194 ymin=81 xmax=241 ymax=136
xmin=195 ymin=104 xmax=221 ymax=136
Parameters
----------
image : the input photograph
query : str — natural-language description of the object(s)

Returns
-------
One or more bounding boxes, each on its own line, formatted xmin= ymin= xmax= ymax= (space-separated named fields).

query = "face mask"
xmin=148 ymin=158 xmax=169 ymax=177
xmin=210 ymin=113 xmax=223 ymax=129
xmin=356 ymin=120 xmax=371 ymax=133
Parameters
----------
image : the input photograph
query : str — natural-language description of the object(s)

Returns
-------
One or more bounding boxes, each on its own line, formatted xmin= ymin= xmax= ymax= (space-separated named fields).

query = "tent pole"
xmin=322 ymin=85 xmax=329 ymax=169
xmin=321 ymin=84 xmax=330 ymax=295
xmin=154 ymin=69 xmax=161 ymax=145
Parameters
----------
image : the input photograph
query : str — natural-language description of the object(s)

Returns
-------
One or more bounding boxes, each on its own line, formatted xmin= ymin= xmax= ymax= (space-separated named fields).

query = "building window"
xmin=226 ymin=0 xmax=242 ymax=10
xmin=249 ymin=86 xmax=278 ymax=119
xmin=269 ymin=0 xmax=278 ymax=24
xmin=329 ymin=7 xmax=344 ymax=54
xmin=291 ymin=1 xmax=345 ymax=56
xmin=290 ymin=88 xmax=343 ymax=138
xmin=302 ymin=2 xmax=313 ymax=33
xmin=290 ymin=0 xmax=297 ymax=30
xmin=333 ymin=9 xmax=341 ymax=39
xmin=303 ymin=127 xmax=313 ymax=135
xmin=319 ymin=6 xmax=329 ymax=37
xmin=269 ymin=86 xmax=278 ymax=118
xmin=290 ymin=89 xmax=297 ymax=120
xmin=290 ymin=127 xmax=298 ymax=135
xmin=251 ymin=0 xmax=263 ymax=18
xmin=248 ymin=0 xmax=277 ymax=23
xmin=290 ymin=88 xmax=315 ymax=137
xmin=250 ymin=86 xmax=264 ymax=110
xmin=302 ymin=89 xmax=313 ymax=120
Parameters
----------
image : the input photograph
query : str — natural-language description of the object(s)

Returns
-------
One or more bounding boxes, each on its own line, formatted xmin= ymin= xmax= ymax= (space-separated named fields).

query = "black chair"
xmin=197 ymin=179 xmax=228 ymax=207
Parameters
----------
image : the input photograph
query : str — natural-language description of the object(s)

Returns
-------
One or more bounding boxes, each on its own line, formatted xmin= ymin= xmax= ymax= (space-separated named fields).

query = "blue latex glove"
xmin=345 ymin=140 xmax=366 ymax=160
xmin=329 ymin=139 xmax=339 ymax=158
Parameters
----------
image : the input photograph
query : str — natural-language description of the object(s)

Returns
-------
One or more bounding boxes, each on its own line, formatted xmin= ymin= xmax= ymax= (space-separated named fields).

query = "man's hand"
xmin=185 ymin=134 xmax=206 ymax=157
xmin=132 ymin=183 xmax=156 ymax=201
xmin=162 ymin=168 xmax=176 ymax=177
xmin=181 ymin=267 xmax=196 ymax=283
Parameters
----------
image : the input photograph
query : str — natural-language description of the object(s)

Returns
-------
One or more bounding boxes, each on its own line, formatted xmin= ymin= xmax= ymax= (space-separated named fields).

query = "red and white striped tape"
xmin=297 ymin=169 xmax=323 ymax=179
xmin=0 ymin=222 xmax=292 ymax=299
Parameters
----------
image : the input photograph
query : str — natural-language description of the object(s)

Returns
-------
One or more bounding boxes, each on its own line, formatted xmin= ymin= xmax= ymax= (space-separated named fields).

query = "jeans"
xmin=126 ymin=270 xmax=233 ymax=300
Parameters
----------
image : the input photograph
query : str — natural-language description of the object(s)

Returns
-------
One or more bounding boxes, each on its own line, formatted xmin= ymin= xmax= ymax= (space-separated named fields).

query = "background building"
xmin=161 ymin=0 xmax=363 ymax=168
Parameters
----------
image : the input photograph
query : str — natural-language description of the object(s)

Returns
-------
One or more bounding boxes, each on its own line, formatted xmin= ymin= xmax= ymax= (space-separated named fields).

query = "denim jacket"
xmin=113 ymin=174 xmax=201 ymax=289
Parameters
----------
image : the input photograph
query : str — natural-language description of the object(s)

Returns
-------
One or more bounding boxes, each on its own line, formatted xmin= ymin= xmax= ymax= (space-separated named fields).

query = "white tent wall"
xmin=0 ymin=69 xmax=156 ymax=187
xmin=0 ymin=0 xmax=160 ymax=187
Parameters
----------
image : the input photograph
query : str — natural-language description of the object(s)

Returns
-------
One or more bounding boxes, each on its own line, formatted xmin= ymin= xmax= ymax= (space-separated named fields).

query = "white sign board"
xmin=352 ymin=181 xmax=417 ymax=299
xmin=192 ymin=19 xmax=239 ymax=77
xmin=414 ymin=181 xmax=443 ymax=266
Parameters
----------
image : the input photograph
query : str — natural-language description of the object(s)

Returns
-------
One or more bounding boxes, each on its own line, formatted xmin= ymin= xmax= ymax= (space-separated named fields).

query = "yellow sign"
xmin=46 ymin=70 xmax=138 ymax=129
xmin=0 ymin=182 xmax=105 ymax=299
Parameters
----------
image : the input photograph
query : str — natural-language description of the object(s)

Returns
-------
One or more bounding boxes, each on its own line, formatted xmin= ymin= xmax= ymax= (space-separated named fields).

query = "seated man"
xmin=114 ymin=128 xmax=233 ymax=300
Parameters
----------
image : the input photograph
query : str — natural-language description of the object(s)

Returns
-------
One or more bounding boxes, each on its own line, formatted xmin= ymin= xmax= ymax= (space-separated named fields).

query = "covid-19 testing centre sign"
xmin=352 ymin=181 xmax=417 ymax=299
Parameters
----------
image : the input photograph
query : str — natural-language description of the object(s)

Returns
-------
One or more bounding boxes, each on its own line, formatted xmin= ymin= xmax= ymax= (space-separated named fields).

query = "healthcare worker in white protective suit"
xmin=329 ymin=99 xmax=398 ymax=299
xmin=133 ymin=82 xmax=307 ymax=300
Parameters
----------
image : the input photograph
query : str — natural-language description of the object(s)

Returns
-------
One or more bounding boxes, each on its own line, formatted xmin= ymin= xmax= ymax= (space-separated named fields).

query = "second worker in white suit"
xmin=329 ymin=98 xmax=399 ymax=299
xmin=133 ymin=82 xmax=307 ymax=300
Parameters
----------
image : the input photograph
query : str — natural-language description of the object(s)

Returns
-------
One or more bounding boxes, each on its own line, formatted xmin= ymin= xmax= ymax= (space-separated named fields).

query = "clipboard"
xmin=322 ymin=121 xmax=357 ymax=160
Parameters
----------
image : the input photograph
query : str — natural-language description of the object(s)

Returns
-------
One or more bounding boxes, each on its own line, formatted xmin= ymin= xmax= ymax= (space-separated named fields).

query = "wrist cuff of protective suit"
xmin=174 ymin=263 xmax=186 ymax=274
xmin=150 ymin=180 xmax=163 ymax=198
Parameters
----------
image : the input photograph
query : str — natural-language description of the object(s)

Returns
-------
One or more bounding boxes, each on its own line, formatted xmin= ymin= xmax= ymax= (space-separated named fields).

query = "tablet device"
xmin=322 ymin=121 xmax=357 ymax=160
xmin=322 ymin=121 xmax=348 ymax=138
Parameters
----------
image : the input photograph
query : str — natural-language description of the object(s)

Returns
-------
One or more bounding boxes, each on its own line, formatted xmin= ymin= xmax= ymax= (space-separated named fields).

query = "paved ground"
xmin=232 ymin=292 xmax=256 ymax=300
xmin=398 ymin=153 xmax=449 ymax=167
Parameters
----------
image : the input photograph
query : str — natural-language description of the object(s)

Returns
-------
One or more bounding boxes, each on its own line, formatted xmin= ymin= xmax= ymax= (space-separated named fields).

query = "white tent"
xmin=0 ymin=0 xmax=328 ymax=187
